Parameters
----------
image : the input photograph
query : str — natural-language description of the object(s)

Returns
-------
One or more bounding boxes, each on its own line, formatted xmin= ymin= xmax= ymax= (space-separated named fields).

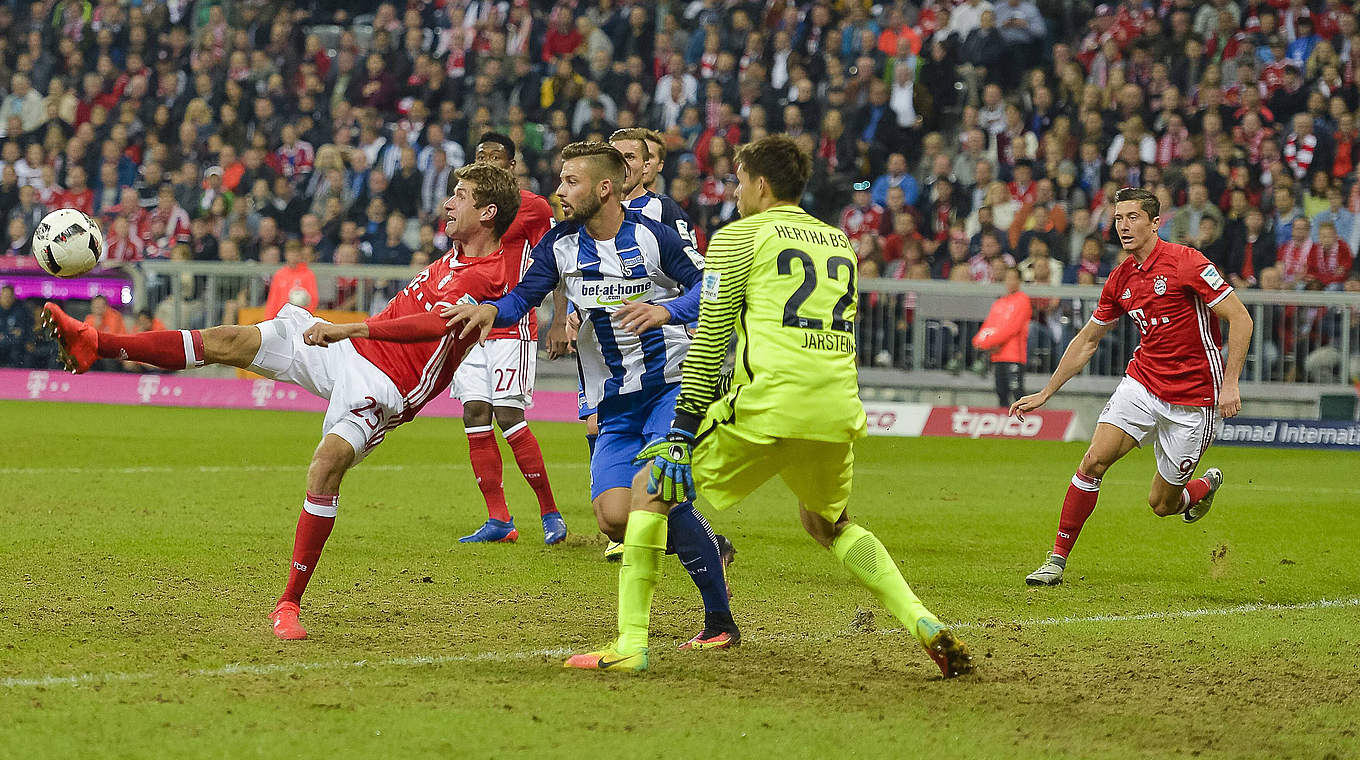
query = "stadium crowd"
xmin=0 ymin=0 xmax=1357 ymax=380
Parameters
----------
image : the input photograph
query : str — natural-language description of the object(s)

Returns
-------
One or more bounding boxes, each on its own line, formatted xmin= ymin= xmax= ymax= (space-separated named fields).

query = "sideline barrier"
xmin=852 ymin=401 xmax=1082 ymax=441
xmin=0 ymin=369 xmax=581 ymax=422
xmin=4 ymin=370 xmax=1086 ymax=442
xmin=1217 ymin=416 xmax=1360 ymax=449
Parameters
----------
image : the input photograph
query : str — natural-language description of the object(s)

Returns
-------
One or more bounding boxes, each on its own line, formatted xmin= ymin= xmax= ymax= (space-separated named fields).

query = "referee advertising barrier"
xmin=1216 ymin=417 xmax=1360 ymax=450
xmin=5 ymin=371 xmax=1092 ymax=443
xmin=860 ymin=402 xmax=1081 ymax=441
xmin=0 ymin=369 xmax=583 ymax=423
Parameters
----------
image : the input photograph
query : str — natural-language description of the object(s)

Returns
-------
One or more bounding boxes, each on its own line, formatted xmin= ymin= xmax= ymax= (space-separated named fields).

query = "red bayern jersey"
xmin=352 ymin=248 xmax=509 ymax=412
xmin=487 ymin=189 xmax=553 ymax=341
xmin=1091 ymin=239 xmax=1234 ymax=407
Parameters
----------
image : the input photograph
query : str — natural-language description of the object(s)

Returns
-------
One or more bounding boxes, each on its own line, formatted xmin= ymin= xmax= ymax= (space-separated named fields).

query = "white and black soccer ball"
xmin=32 ymin=208 xmax=104 ymax=278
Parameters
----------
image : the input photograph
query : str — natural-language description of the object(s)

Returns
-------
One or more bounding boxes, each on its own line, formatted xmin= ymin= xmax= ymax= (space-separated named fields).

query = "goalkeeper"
xmin=565 ymin=136 xmax=974 ymax=677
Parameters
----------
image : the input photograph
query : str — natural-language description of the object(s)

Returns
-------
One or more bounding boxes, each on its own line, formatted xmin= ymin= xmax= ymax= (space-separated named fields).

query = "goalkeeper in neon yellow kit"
xmin=564 ymin=135 xmax=974 ymax=677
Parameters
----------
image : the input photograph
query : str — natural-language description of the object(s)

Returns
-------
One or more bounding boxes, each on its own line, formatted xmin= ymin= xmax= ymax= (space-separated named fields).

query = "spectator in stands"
xmin=1277 ymin=217 xmax=1318 ymax=289
xmin=840 ymin=179 xmax=884 ymax=249
xmin=1311 ymin=220 xmax=1354 ymax=290
xmin=1170 ymin=184 xmax=1225 ymax=245
xmin=1226 ymin=208 xmax=1277 ymax=289
xmin=84 ymin=295 xmax=125 ymax=336
xmin=0 ymin=283 xmax=33 ymax=367
xmin=370 ymin=213 xmax=413 ymax=266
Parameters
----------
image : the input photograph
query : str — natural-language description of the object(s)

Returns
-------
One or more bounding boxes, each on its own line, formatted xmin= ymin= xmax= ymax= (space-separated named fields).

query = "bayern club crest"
xmin=1153 ymin=275 xmax=1167 ymax=295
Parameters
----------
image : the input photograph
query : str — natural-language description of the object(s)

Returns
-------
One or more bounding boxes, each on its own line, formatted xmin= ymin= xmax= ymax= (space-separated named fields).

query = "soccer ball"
xmin=32 ymin=208 xmax=104 ymax=278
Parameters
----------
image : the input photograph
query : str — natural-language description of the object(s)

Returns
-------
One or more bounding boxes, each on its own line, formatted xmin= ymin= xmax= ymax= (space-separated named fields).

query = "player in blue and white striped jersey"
xmin=446 ymin=142 xmax=740 ymax=650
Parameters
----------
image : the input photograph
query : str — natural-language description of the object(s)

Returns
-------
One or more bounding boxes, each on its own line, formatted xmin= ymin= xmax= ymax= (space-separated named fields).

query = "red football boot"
xmin=40 ymin=302 xmax=99 ymax=373
xmin=269 ymin=600 xmax=308 ymax=640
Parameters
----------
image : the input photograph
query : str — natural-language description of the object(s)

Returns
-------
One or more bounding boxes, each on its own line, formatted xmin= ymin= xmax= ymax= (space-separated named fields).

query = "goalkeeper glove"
xmin=634 ymin=428 xmax=695 ymax=503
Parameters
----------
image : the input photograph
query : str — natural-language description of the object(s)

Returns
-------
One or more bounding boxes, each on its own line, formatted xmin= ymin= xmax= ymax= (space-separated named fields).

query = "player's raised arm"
xmin=1010 ymin=316 xmax=1116 ymax=419
xmin=672 ymin=220 xmax=758 ymax=431
xmin=303 ymin=312 xmax=454 ymax=347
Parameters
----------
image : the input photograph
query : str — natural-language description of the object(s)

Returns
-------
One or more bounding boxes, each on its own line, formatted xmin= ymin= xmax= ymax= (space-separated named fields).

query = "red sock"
xmin=97 ymin=329 xmax=204 ymax=369
xmin=1053 ymin=471 xmax=1101 ymax=558
xmin=467 ymin=426 xmax=510 ymax=522
xmin=504 ymin=422 xmax=557 ymax=515
xmin=1181 ymin=476 xmax=1212 ymax=510
xmin=280 ymin=492 xmax=337 ymax=605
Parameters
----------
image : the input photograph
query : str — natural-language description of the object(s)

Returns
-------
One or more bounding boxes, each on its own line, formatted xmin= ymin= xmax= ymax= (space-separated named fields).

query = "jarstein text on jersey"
xmin=772 ymin=225 xmax=854 ymax=250
xmin=801 ymin=331 xmax=855 ymax=353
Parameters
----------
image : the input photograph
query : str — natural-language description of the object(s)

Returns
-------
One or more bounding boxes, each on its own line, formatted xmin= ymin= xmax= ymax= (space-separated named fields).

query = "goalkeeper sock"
xmin=1053 ymin=470 xmax=1101 ymax=557
xmin=617 ymin=510 xmax=667 ymax=654
xmin=832 ymin=523 xmax=934 ymax=643
xmin=667 ymin=502 xmax=730 ymax=615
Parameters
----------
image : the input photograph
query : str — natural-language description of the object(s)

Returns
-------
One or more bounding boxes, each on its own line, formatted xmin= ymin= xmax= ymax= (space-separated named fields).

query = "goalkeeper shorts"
xmin=691 ymin=422 xmax=855 ymax=524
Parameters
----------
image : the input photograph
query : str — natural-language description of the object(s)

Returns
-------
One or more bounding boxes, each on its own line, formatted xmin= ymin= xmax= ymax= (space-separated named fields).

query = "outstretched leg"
xmin=803 ymin=506 xmax=973 ymax=678
xmin=43 ymin=300 xmax=263 ymax=372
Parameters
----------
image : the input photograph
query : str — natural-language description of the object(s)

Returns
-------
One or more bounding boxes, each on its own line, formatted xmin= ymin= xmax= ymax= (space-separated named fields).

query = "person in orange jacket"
xmin=264 ymin=240 xmax=319 ymax=319
xmin=972 ymin=267 xmax=1032 ymax=406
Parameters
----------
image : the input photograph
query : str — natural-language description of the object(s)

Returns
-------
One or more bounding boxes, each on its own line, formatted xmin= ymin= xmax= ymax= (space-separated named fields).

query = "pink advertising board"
xmin=0 ymin=369 xmax=582 ymax=422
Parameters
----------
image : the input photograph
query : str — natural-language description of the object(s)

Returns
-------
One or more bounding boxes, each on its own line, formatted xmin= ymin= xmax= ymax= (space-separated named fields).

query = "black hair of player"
xmin=735 ymin=135 xmax=812 ymax=202
xmin=1114 ymin=186 xmax=1160 ymax=219
xmin=560 ymin=141 xmax=627 ymax=189
xmin=478 ymin=132 xmax=517 ymax=157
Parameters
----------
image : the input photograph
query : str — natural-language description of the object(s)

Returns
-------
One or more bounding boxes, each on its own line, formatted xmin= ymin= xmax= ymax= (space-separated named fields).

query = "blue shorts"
xmin=577 ymin=388 xmax=597 ymax=420
xmin=590 ymin=384 xmax=679 ymax=499
xmin=575 ymin=355 xmax=598 ymax=420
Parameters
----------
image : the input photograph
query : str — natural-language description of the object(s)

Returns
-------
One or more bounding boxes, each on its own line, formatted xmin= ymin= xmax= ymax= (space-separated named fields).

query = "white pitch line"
xmin=4 ymin=598 xmax=1357 ymax=690
xmin=0 ymin=648 xmax=573 ymax=689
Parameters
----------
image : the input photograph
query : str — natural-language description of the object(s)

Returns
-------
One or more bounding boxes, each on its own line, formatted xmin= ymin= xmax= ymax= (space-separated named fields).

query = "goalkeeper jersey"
xmin=675 ymin=204 xmax=867 ymax=442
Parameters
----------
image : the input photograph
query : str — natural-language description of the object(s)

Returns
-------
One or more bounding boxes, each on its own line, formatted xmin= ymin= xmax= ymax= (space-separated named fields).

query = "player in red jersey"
xmin=1010 ymin=187 xmax=1254 ymax=586
xmin=40 ymin=163 xmax=522 ymax=637
xmin=451 ymin=133 xmax=566 ymax=545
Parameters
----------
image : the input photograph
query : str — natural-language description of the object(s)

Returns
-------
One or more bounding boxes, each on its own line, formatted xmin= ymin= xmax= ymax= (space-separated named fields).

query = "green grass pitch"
xmin=2 ymin=400 xmax=1358 ymax=759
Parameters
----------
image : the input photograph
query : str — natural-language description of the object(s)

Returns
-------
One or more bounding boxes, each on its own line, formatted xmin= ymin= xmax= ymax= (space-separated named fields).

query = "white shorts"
xmin=249 ymin=304 xmax=406 ymax=463
xmin=1097 ymin=377 xmax=1220 ymax=486
xmin=450 ymin=338 xmax=535 ymax=409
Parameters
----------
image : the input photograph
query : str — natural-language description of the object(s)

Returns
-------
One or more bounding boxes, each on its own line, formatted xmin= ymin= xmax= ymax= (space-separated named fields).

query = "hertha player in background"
xmin=451 ymin=133 xmax=566 ymax=546
xmin=41 ymin=163 xmax=522 ymax=639
xmin=1013 ymin=187 xmax=1254 ymax=586
xmin=563 ymin=135 xmax=974 ymax=676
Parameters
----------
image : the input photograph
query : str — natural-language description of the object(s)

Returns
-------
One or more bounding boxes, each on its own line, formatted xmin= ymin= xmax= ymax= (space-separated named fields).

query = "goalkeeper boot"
xmin=916 ymin=617 xmax=974 ymax=678
xmin=563 ymin=641 xmax=648 ymax=673
xmin=1183 ymin=468 xmax=1224 ymax=524
xmin=40 ymin=302 xmax=98 ymax=373
xmin=603 ymin=540 xmax=624 ymax=561
xmin=459 ymin=518 xmax=518 ymax=543
xmin=541 ymin=511 xmax=567 ymax=545
xmin=269 ymin=600 xmax=307 ymax=641
xmin=1025 ymin=553 xmax=1066 ymax=586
